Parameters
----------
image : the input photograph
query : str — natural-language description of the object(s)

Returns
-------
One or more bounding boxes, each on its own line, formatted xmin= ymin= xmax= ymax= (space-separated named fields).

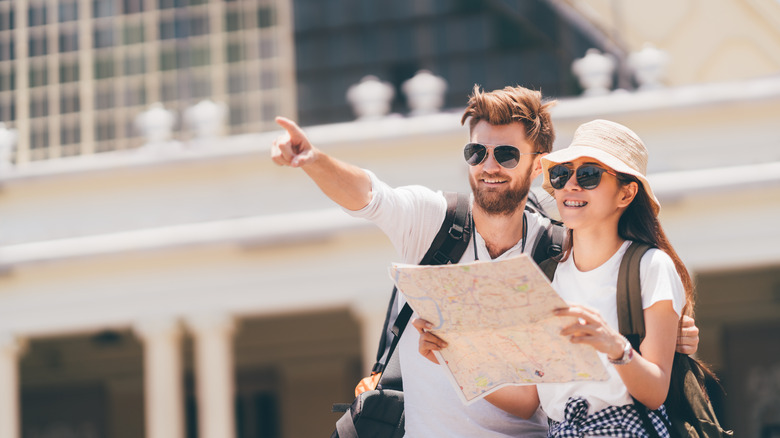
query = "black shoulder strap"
xmin=525 ymin=202 xmax=566 ymax=264
xmin=538 ymin=257 xmax=559 ymax=282
xmin=616 ymin=242 xmax=653 ymax=350
xmin=420 ymin=192 xmax=471 ymax=265
xmin=373 ymin=192 xmax=472 ymax=378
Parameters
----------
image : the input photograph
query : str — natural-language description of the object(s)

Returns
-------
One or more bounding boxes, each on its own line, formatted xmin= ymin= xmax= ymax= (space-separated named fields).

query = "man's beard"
xmin=470 ymin=172 xmax=531 ymax=216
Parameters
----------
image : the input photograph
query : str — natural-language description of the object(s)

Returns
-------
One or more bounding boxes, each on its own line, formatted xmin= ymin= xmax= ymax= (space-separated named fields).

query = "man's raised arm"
xmin=271 ymin=117 xmax=372 ymax=211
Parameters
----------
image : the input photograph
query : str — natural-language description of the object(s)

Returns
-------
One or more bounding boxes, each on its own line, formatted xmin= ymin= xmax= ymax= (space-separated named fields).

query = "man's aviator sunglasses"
xmin=463 ymin=143 xmax=541 ymax=169
xmin=548 ymin=164 xmax=618 ymax=190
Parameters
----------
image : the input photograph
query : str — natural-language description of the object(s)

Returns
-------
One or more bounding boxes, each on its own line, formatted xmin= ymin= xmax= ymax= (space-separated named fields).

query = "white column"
xmin=186 ymin=314 xmax=237 ymax=438
xmin=134 ymin=318 xmax=185 ymax=438
xmin=0 ymin=333 xmax=25 ymax=438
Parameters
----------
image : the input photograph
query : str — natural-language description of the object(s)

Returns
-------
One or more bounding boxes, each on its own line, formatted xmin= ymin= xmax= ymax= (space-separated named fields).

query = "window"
xmin=28 ymin=4 xmax=48 ymax=27
xmin=123 ymin=22 xmax=145 ymax=45
xmin=29 ymin=92 xmax=49 ymax=118
xmin=94 ymin=26 xmax=115 ymax=49
xmin=123 ymin=0 xmax=144 ymax=14
xmin=0 ymin=69 xmax=14 ymax=91
xmin=60 ymin=120 xmax=81 ymax=145
xmin=160 ymin=76 xmax=178 ymax=101
xmin=228 ymin=72 xmax=246 ymax=94
xmin=0 ymin=9 xmax=15 ymax=31
xmin=59 ymin=1 xmax=79 ymax=22
xmin=60 ymin=88 xmax=81 ymax=114
xmin=95 ymin=118 xmax=116 ymax=141
xmin=0 ymin=98 xmax=15 ymax=121
xmin=124 ymin=81 xmax=146 ymax=107
xmin=28 ymin=32 xmax=48 ymax=57
xmin=259 ymin=35 xmax=276 ymax=59
xmin=94 ymin=55 xmax=115 ymax=79
xmin=258 ymin=6 xmax=275 ymax=28
xmin=0 ymin=37 xmax=15 ymax=61
xmin=175 ymin=46 xmax=191 ymax=69
xmin=95 ymin=83 xmax=115 ymax=109
xmin=159 ymin=18 xmax=175 ymax=40
xmin=168 ymin=14 xmax=210 ymax=39
xmin=159 ymin=48 xmax=176 ymax=71
xmin=157 ymin=0 xmax=177 ymax=10
xmin=189 ymin=14 xmax=209 ymax=37
xmin=226 ymin=41 xmax=245 ymax=63
xmin=30 ymin=122 xmax=50 ymax=149
xmin=59 ymin=61 xmax=80 ymax=83
xmin=229 ymin=99 xmax=246 ymax=125
xmin=93 ymin=0 xmax=115 ymax=18
xmin=261 ymin=100 xmax=278 ymax=123
xmin=190 ymin=76 xmax=210 ymax=99
xmin=225 ymin=11 xmax=242 ymax=31
xmin=190 ymin=46 xmax=210 ymax=67
xmin=59 ymin=30 xmax=79 ymax=53
xmin=28 ymin=63 xmax=48 ymax=88
xmin=124 ymin=52 xmax=146 ymax=75
xmin=260 ymin=69 xmax=277 ymax=90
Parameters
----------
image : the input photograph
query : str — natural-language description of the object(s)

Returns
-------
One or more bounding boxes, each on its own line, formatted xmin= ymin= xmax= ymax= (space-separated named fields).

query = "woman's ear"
xmin=618 ymin=181 xmax=639 ymax=208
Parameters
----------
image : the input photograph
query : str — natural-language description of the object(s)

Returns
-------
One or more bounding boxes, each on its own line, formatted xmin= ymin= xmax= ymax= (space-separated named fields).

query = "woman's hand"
xmin=554 ymin=305 xmax=626 ymax=361
xmin=412 ymin=318 xmax=448 ymax=364
xmin=676 ymin=314 xmax=699 ymax=355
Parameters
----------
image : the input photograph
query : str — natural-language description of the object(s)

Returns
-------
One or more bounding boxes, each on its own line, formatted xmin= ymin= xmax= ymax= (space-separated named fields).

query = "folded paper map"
xmin=389 ymin=255 xmax=609 ymax=405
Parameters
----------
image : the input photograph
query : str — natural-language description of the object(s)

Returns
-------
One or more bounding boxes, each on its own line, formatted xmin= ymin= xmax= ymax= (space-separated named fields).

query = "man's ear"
xmin=618 ymin=181 xmax=639 ymax=208
xmin=530 ymin=153 xmax=547 ymax=180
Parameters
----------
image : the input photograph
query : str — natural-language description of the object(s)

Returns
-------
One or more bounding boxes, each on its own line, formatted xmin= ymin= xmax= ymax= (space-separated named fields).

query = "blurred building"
xmin=0 ymin=0 xmax=297 ymax=162
xmin=1 ymin=1 xmax=779 ymax=438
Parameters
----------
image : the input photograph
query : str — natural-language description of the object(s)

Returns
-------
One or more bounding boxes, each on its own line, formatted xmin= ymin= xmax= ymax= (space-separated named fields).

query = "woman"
xmin=534 ymin=119 xmax=690 ymax=437
xmin=418 ymin=119 xmax=693 ymax=437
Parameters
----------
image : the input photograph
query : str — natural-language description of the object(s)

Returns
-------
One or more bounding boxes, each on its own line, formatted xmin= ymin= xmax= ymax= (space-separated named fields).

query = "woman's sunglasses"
xmin=548 ymin=164 xmax=618 ymax=190
xmin=463 ymin=143 xmax=541 ymax=169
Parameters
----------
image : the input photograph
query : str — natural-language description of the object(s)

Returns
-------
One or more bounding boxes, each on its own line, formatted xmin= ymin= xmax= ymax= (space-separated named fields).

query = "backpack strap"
xmin=615 ymin=242 xmax=667 ymax=438
xmin=524 ymin=201 xmax=566 ymax=264
xmin=616 ymin=242 xmax=653 ymax=350
xmin=538 ymin=257 xmax=559 ymax=283
xmin=420 ymin=192 xmax=472 ymax=265
xmin=371 ymin=192 xmax=472 ymax=382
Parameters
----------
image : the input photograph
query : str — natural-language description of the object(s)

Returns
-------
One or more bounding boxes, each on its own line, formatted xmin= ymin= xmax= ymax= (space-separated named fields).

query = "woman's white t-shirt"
xmin=537 ymin=240 xmax=686 ymax=422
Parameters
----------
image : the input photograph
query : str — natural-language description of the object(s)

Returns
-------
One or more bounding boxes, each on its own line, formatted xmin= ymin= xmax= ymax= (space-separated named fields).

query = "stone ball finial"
xmin=572 ymin=49 xmax=616 ymax=96
xmin=135 ymin=102 xmax=176 ymax=144
xmin=402 ymin=70 xmax=448 ymax=116
xmin=628 ymin=43 xmax=670 ymax=91
xmin=346 ymin=75 xmax=395 ymax=120
xmin=184 ymin=99 xmax=228 ymax=140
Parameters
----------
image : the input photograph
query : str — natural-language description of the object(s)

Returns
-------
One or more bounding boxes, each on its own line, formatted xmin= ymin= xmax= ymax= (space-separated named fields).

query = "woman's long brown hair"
xmin=616 ymin=176 xmax=695 ymax=318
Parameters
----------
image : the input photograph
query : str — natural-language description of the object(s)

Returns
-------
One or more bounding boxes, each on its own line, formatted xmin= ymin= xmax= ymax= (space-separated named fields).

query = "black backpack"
xmin=539 ymin=242 xmax=733 ymax=438
xmin=330 ymin=191 xmax=565 ymax=438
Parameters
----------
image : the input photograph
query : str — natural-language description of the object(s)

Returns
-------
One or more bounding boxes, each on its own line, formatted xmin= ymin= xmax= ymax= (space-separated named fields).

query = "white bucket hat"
xmin=541 ymin=119 xmax=661 ymax=215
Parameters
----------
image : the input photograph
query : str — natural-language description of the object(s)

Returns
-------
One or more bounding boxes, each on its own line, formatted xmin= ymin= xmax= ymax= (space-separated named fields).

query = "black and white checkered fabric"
xmin=548 ymin=397 xmax=670 ymax=438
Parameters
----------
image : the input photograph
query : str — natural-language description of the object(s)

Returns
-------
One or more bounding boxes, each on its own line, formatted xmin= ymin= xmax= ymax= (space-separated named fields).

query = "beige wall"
xmin=565 ymin=0 xmax=780 ymax=84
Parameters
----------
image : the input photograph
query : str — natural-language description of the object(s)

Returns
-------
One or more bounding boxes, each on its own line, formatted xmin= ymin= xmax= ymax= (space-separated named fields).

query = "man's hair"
xmin=460 ymin=84 xmax=556 ymax=153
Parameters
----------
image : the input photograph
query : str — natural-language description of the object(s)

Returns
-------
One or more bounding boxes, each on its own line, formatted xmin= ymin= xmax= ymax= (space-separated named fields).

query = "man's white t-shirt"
xmin=537 ymin=240 xmax=686 ymax=422
xmin=346 ymin=170 xmax=549 ymax=438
